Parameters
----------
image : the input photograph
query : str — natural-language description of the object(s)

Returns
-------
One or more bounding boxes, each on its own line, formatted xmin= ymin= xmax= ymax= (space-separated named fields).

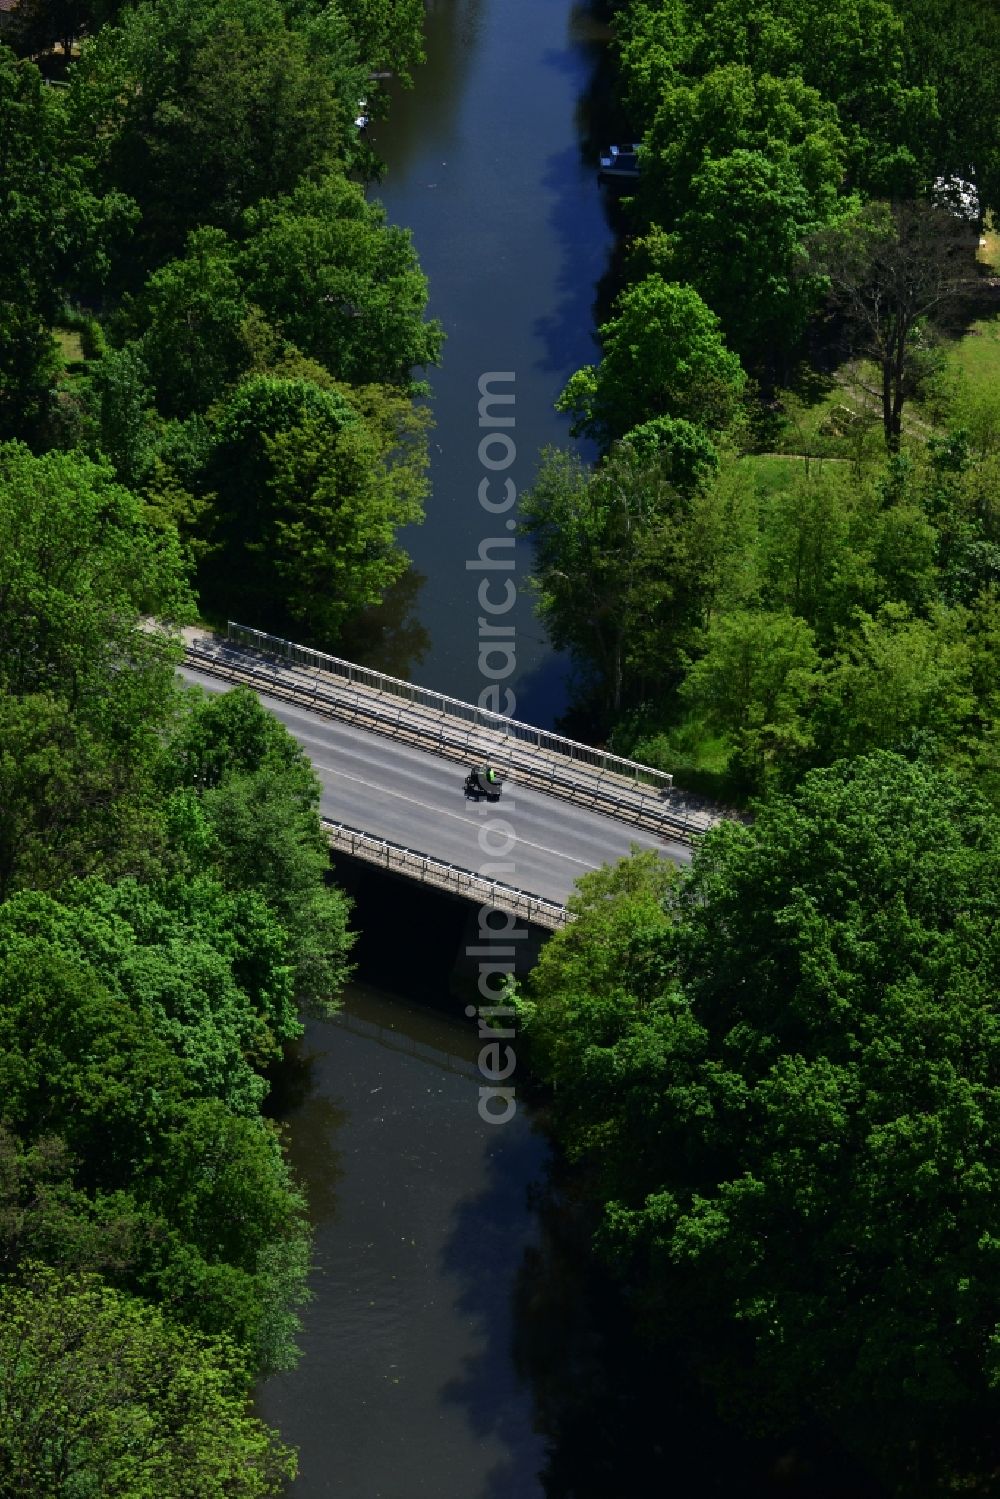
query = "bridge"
xmin=179 ymin=623 xmax=722 ymax=927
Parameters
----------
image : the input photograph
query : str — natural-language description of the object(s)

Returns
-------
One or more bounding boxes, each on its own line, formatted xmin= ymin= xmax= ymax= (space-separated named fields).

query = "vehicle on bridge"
xmin=464 ymin=765 xmax=503 ymax=802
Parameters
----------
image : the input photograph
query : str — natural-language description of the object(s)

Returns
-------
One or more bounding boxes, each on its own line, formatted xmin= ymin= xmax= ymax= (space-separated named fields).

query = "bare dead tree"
xmin=806 ymin=201 xmax=975 ymax=453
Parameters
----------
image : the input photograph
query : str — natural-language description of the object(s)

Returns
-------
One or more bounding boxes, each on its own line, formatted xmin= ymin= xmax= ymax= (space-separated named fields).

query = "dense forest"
xmin=524 ymin=0 xmax=1000 ymax=802
xmin=515 ymin=0 xmax=1000 ymax=1493
xmin=0 ymin=0 xmax=431 ymax=1490
xmin=4 ymin=0 xmax=1000 ymax=1492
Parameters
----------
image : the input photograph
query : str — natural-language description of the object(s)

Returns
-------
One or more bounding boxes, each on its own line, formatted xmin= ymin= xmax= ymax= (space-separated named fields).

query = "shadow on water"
xmin=265 ymin=1041 xmax=348 ymax=1229
xmin=438 ymin=1123 xmax=555 ymax=1499
xmin=370 ymin=0 xmax=488 ymax=182
xmin=436 ymin=1133 xmax=891 ymax=1499
xmin=532 ymin=139 xmax=614 ymax=378
xmin=512 ymin=1169 xmax=887 ymax=1499
xmin=337 ymin=565 xmax=431 ymax=680
xmin=531 ymin=10 xmax=622 ymax=379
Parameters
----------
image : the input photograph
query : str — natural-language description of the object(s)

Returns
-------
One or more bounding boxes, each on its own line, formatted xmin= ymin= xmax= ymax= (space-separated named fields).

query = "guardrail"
xmin=322 ymin=818 xmax=571 ymax=930
xmin=181 ymin=633 xmax=718 ymax=843
xmin=227 ymin=622 xmax=671 ymax=789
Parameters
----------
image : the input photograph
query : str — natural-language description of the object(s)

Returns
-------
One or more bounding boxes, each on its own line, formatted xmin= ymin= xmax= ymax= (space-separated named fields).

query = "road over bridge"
xmin=179 ymin=627 xmax=720 ymax=925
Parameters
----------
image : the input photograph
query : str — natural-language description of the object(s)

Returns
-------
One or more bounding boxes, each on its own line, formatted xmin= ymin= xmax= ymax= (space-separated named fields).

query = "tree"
xmin=70 ymin=0 xmax=366 ymax=273
xmin=814 ymin=603 xmax=975 ymax=761
xmin=0 ymin=924 xmax=313 ymax=1364
xmin=163 ymin=686 xmax=355 ymax=1008
xmin=241 ymin=175 xmax=443 ymax=389
xmin=0 ymin=442 xmax=190 ymax=714
xmin=0 ymin=1266 xmax=295 ymax=1496
xmin=680 ymin=608 xmax=819 ymax=786
xmin=84 ymin=343 xmax=158 ymax=487
xmin=0 ymin=444 xmax=191 ymax=896
xmin=521 ymin=446 xmax=709 ymax=720
xmin=557 ymin=277 xmax=746 ymax=448
xmin=616 ymin=0 xmax=695 ymax=120
xmin=641 ymin=66 xmax=846 ymax=226
xmin=634 ymin=66 xmax=846 ymax=365
xmin=670 ymin=150 xmax=831 ymax=365
xmin=519 ymin=755 xmax=1000 ymax=1492
xmin=892 ymin=0 xmax=1000 ymax=217
xmin=0 ymin=46 xmax=134 ymax=439
xmin=686 ymin=0 xmax=937 ymax=195
xmin=200 ymin=375 xmax=428 ymax=641
xmin=331 ymin=0 xmax=426 ymax=82
xmin=120 ymin=228 xmax=259 ymax=417
xmin=807 ymin=200 xmax=973 ymax=451
xmin=0 ymin=692 xmax=164 ymax=903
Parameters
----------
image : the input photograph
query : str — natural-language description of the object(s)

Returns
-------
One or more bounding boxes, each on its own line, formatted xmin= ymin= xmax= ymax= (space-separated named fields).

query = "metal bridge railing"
xmin=228 ymin=621 xmax=671 ymax=790
xmin=322 ymin=818 xmax=572 ymax=930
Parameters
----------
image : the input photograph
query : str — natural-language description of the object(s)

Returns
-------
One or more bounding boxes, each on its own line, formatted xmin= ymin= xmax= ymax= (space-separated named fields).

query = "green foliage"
xmin=163 ymin=686 xmax=355 ymax=1009
xmin=893 ymin=0 xmax=1000 ymax=215
xmin=200 ymin=375 xmax=428 ymax=640
xmin=814 ymin=603 xmax=975 ymax=761
xmin=70 ymin=0 xmax=367 ymax=273
xmin=642 ymin=65 xmax=846 ymax=222
xmin=521 ymin=446 xmax=710 ymax=716
xmin=520 ymin=756 xmax=1000 ymax=1490
xmin=0 ymin=1265 xmax=296 ymax=1495
xmin=0 ymin=443 xmax=192 ymax=897
xmin=668 ymin=149 xmax=830 ymax=364
xmin=557 ymin=276 xmax=746 ymax=448
xmin=85 ymin=343 xmax=157 ymax=486
xmin=0 ymin=906 xmax=315 ymax=1364
xmin=623 ymin=0 xmax=936 ymax=194
xmin=565 ymin=427 xmax=1000 ymax=796
xmin=0 ymin=442 xmax=190 ymax=706
xmin=241 ymin=174 xmax=443 ymax=388
xmin=123 ymin=227 xmax=259 ymax=417
xmin=0 ymin=45 xmax=134 ymax=439
xmin=636 ymin=66 xmax=844 ymax=362
xmin=806 ymin=200 xmax=971 ymax=452
xmin=680 ymin=608 xmax=820 ymax=787
xmin=331 ymin=0 xmax=426 ymax=80
xmin=617 ymin=415 xmax=720 ymax=494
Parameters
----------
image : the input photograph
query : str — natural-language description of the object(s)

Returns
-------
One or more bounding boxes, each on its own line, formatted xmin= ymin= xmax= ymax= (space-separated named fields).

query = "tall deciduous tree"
xmin=557 ymin=276 xmax=745 ymax=448
xmin=0 ymin=442 xmax=190 ymax=712
xmin=0 ymin=46 xmax=133 ymax=439
xmin=0 ymin=1266 xmax=296 ymax=1496
xmin=519 ymin=754 xmax=1000 ymax=1492
xmin=522 ymin=446 xmax=710 ymax=719
xmin=680 ymin=607 xmax=820 ymax=785
xmin=200 ymin=375 xmax=428 ymax=641
xmin=685 ymin=0 xmax=936 ymax=194
xmin=241 ymin=175 xmax=443 ymax=389
xmin=70 ymin=0 xmax=366 ymax=274
xmin=806 ymin=200 xmax=972 ymax=451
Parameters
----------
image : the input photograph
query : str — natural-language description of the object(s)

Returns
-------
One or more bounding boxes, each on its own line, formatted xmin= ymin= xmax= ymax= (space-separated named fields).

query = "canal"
xmin=257 ymin=872 xmax=884 ymax=1498
xmin=256 ymin=4 xmax=888 ymax=1493
xmin=255 ymin=9 xmax=642 ymax=1489
xmin=358 ymin=0 xmax=621 ymax=727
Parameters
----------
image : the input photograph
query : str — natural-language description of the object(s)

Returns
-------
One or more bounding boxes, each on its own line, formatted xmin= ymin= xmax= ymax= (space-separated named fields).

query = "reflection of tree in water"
xmin=368 ymin=0 xmax=487 ymax=181
xmin=338 ymin=565 xmax=431 ymax=679
xmin=263 ymin=1036 xmax=347 ymax=1228
xmin=513 ymin=1169 xmax=889 ymax=1499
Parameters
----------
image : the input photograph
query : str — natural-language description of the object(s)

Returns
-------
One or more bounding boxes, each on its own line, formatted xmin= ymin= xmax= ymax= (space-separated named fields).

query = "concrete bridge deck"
xmin=179 ymin=626 xmax=719 ymax=922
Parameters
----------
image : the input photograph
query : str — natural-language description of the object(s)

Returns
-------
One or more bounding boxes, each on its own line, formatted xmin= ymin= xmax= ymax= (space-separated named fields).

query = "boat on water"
xmin=598 ymin=143 xmax=641 ymax=181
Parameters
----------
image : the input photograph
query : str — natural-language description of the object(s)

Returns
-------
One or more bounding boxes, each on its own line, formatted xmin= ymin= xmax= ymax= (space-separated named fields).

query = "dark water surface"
xmin=257 ymin=983 xmax=552 ymax=1498
xmin=363 ymin=0 xmax=619 ymax=726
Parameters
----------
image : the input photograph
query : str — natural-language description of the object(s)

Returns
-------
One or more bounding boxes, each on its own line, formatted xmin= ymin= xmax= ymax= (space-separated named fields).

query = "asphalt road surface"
xmin=181 ymin=666 xmax=692 ymax=907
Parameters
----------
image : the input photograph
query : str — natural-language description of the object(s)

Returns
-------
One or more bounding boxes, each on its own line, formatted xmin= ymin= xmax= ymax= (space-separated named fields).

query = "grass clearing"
xmin=946 ymin=315 xmax=1000 ymax=392
xmin=53 ymin=327 xmax=85 ymax=366
xmin=977 ymin=223 xmax=1000 ymax=273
